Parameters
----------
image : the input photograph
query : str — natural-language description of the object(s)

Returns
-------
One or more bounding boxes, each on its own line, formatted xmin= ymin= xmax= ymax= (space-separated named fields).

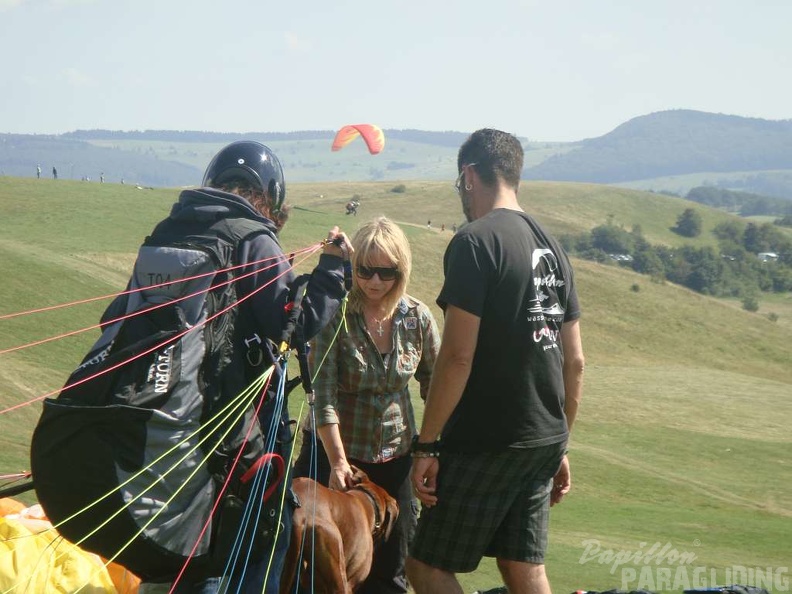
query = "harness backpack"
xmin=30 ymin=214 xmax=293 ymax=582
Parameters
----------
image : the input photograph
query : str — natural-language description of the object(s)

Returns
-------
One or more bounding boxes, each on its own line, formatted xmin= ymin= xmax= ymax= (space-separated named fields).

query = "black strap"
xmin=278 ymin=274 xmax=311 ymax=354
xmin=0 ymin=480 xmax=35 ymax=498
xmin=353 ymin=484 xmax=382 ymax=534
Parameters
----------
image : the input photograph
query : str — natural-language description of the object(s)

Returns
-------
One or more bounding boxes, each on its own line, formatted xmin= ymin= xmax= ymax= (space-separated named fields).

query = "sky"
xmin=1 ymin=0 xmax=790 ymax=142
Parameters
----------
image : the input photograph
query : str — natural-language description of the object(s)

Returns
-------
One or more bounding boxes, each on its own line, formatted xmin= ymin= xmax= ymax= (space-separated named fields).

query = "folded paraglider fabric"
xmin=0 ymin=498 xmax=140 ymax=593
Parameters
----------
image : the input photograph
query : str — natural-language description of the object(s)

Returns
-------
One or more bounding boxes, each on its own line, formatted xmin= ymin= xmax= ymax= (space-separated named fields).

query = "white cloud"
xmin=284 ymin=31 xmax=312 ymax=53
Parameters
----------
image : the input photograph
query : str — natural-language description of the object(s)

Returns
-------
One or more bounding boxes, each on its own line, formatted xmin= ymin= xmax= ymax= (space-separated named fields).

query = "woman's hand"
xmin=329 ymin=459 xmax=354 ymax=492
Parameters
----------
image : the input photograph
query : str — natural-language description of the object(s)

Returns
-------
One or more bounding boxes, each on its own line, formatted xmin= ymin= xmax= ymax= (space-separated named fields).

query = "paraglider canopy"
xmin=332 ymin=124 xmax=385 ymax=155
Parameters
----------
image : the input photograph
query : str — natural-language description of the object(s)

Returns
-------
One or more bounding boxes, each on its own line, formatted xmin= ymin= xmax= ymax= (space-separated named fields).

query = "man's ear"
xmin=463 ymin=163 xmax=478 ymax=191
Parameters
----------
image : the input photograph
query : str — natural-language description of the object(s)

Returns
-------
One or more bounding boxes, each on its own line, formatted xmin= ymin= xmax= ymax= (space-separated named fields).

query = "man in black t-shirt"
xmin=407 ymin=129 xmax=585 ymax=594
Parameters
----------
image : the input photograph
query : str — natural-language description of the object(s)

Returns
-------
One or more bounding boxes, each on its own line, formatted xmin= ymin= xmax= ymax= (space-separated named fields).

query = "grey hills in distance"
xmin=2 ymin=109 xmax=792 ymax=203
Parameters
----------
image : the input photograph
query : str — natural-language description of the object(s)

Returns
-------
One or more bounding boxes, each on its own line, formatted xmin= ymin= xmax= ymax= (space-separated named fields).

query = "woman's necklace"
xmin=366 ymin=311 xmax=389 ymax=337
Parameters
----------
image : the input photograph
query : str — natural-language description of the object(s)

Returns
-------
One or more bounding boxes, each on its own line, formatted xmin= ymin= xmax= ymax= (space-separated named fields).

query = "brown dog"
xmin=279 ymin=467 xmax=399 ymax=594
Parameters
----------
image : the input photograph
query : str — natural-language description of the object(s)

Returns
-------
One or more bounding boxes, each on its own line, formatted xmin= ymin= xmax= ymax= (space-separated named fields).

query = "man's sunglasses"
xmin=356 ymin=265 xmax=400 ymax=281
xmin=454 ymin=162 xmax=478 ymax=194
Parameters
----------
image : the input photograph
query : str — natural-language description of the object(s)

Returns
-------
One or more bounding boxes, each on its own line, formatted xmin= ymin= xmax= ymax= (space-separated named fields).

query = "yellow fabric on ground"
xmin=0 ymin=505 xmax=140 ymax=593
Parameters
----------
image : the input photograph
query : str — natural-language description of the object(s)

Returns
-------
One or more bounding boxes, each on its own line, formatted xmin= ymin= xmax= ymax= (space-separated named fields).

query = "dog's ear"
xmin=381 ymin=495 xmax=400 ymax=542
xmin=349 ymin=466 xmax=368 ymax=485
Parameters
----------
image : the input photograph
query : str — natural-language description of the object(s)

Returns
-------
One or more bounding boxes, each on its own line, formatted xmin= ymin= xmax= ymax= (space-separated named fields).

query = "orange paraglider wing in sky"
xmin=331 ymin=124 xmax=385 ymax=155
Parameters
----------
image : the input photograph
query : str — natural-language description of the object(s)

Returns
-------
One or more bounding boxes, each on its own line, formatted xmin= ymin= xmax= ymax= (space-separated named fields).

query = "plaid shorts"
xmin=409 ymin=442 xmax=565 ymax=573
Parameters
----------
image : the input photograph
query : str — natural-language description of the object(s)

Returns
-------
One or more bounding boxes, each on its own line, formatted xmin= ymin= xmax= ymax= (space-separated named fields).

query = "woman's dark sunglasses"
xmin=356 ymin=265 xmax=400 ymax=281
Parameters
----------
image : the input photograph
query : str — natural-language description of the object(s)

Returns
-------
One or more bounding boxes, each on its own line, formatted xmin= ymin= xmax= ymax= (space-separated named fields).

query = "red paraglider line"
xmin=0 ymin=248 xmax=314 ymax=322
xmin=0 ymin=243 xmax=321 ymax=357
xmin=0 ymin=471 xmax=31 ymax=481
xmin=0 ymin=246 xmax=322 ymax=416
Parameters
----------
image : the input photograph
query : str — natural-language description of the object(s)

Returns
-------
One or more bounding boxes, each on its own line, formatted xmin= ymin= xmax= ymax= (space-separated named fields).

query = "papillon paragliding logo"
xmin=331 ymin=123 xmax=385 ymax=155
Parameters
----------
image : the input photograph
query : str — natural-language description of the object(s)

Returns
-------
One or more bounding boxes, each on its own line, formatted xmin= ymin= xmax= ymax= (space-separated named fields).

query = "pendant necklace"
xmin=368 ymin=312 xmax=388 ymax=337
xmin=372 ymin=316 xmax=385 ymax=337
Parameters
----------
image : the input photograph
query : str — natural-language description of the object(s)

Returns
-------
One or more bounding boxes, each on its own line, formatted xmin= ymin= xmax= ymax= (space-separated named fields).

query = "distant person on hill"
xmin=406 ymin=129 xmax=585 ymax=594
xmin=52 ymin=166 xmax=58 ymax=180
xmin=293 ymin=216 xmax=441 ymax=594
xmin=37 ymin=164 xmax=41 ymax=179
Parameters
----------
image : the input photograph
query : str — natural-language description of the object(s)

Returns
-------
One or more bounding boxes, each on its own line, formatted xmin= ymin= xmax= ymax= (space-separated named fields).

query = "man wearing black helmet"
xmin=134 ymin=141 xmax=351 ymax=593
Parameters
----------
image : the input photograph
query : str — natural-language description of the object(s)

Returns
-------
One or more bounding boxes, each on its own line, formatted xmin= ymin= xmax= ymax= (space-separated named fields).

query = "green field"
xmin=1 ymin=177 xmax=790 ymax=593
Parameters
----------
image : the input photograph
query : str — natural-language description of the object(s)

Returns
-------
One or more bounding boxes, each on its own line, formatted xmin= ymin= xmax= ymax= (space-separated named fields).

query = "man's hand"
xmin=550 ymin=454 xmax=571 ymax=506
xmin=322 ymin=226 xmax=353 ymax=258
xmin=411 ymin=457 xmax=439 ymax=507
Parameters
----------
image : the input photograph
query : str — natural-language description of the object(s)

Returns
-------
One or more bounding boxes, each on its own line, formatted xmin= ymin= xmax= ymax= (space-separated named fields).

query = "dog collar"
xmin=354 ymin=484 xmax=382 ymax=535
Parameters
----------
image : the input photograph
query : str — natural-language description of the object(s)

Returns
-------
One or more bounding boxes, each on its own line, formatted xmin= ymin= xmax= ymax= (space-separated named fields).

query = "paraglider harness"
xmin=26 ymin=215 xmax=332 ymax=583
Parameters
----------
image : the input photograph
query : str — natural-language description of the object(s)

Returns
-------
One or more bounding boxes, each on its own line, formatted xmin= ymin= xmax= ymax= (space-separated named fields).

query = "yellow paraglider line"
xmin=2 ymin=367 xmax=273 ymax=594
xmin=1 ymin=240 xmax=338 ymax=592
xmin=282 ymin=297 xmax=349 ymax=591
xmin=2 ymin=243 xmax=319 ymax=546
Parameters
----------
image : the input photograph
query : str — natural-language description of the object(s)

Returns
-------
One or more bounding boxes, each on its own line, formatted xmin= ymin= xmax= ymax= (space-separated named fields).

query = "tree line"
xmin=561 ymin=213 xmax=792 ymax=310
xmin=685 ymin=186 xmax=792 ymax=217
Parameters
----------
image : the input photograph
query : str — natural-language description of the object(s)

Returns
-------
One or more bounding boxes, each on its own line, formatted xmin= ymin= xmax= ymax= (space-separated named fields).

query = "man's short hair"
xmin=458 ymin=129 xmax=524 ymax=190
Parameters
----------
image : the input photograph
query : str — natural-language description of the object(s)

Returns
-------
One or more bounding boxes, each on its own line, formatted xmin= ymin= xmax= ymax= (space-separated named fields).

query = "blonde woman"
xmin=293 ymin=216 xmax=440 ymax=594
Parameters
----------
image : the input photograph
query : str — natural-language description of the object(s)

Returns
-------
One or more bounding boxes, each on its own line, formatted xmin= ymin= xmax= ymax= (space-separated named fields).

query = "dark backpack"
xmin=30 ymin=216 xmax=291 ymax=582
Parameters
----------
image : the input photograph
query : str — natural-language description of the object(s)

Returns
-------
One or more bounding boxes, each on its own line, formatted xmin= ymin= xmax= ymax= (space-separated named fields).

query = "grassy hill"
xmin=1 ymin=177 xmax=790 ymax=593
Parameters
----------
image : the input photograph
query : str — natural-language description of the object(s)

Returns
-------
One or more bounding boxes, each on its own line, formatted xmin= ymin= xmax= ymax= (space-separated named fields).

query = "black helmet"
xmin=202 ymin=140 xmax=286 ymax=212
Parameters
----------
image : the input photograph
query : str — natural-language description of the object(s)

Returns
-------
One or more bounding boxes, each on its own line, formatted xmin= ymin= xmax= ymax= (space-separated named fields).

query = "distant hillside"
xmin=6 ymin=112 xmax=792 ymax=195
xmin=65 ymin=128 xmax=473 ymax=148
xmin=0 ymin=129 xmax=482 ymax=187
xmin=0 ymin=134 xmax=201 ymax=186
xmin=525 ymin=110 xmax=792 ymax=199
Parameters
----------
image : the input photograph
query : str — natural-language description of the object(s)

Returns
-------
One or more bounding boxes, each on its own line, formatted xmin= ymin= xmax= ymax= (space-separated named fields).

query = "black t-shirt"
xmin=437 ymin=209 xmax=580 ymax=452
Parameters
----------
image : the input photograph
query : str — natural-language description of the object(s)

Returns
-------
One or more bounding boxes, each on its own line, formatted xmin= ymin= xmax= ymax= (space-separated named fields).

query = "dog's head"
xmin=349 ymin=466 xmax=400 ymax=542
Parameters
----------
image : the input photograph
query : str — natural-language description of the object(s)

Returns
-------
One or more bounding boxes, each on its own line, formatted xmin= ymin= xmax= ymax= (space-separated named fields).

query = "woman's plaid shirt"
xmin=308 ymin=295 xmax=440 ymax=463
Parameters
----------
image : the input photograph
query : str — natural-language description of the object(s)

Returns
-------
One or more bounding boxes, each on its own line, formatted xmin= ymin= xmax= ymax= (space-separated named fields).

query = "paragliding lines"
xmin=0 ymin=248 xmax=315 ymax=322
xmin=207 ymin=365 xmax=288 ymax=593
xmin=0 ymin=244 xmax=322 ymax=357
xmin=283 ymin=298 xmax=348 ymax=594
xmin=0 ymin=243 xmax=324 ymax=416
xmin=0 ymin=238 xmax=347 ymax=592
xmin=2 ymin=367 xmax=275 ymax=594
